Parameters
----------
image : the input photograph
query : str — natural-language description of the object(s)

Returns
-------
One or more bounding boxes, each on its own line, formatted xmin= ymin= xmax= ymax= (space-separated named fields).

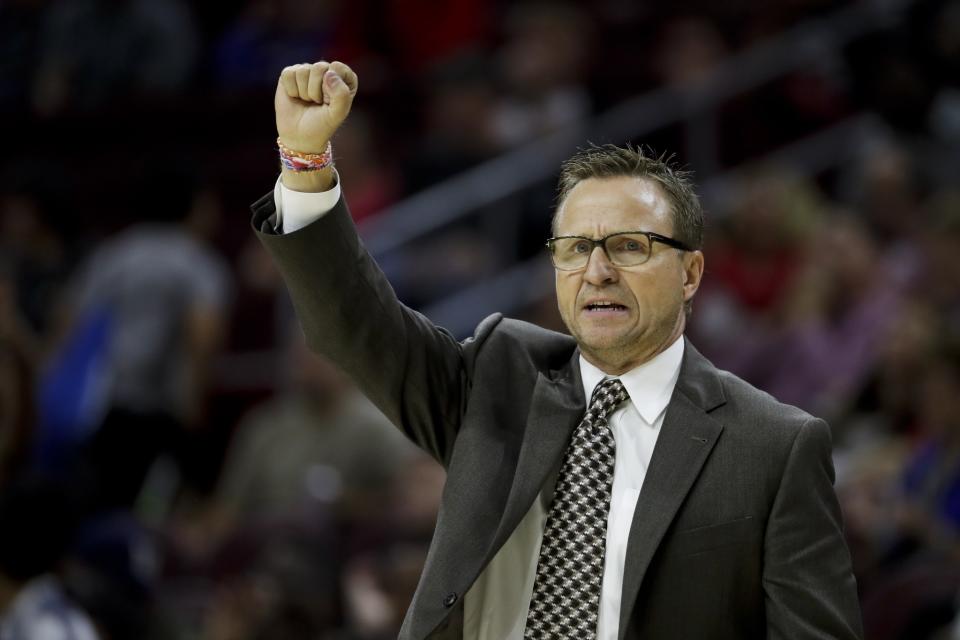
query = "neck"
xmin=582 ymin=316 xmax=685 ymax=376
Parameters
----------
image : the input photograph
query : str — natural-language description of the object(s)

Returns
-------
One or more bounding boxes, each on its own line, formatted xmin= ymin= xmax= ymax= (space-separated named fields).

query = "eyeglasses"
xmin=546 ymin=231 xmax=691 ymax=271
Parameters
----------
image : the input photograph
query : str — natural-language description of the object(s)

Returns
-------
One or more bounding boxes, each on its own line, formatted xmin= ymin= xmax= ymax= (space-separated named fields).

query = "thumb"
xmin=324 ymin=70 xmax=352 ymax=121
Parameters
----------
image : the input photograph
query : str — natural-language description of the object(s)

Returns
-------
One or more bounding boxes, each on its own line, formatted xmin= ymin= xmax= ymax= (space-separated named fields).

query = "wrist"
xmin=278 ymin=138 xmax=333 ymax=172
xmin=281 ymin=166 xmax=336 ymax=193
xmin=276 ymin=136 xmax=330 ymax=155
xmin=277 ymin=138 xmax=336 ymax=192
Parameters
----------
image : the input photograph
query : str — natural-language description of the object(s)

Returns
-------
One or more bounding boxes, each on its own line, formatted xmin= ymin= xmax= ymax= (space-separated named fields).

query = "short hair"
xmin=554 ymin=143 xmax=704 ymax=250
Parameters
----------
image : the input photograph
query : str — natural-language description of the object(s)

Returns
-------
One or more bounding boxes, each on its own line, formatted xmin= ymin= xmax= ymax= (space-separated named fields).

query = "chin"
xmin=576 ymin=330 xmax=633 ymax=354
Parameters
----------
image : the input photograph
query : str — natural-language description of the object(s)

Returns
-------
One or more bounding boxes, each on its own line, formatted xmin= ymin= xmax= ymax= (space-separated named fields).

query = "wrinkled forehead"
xmin=554 ymin=176 xmax=674 ymax=236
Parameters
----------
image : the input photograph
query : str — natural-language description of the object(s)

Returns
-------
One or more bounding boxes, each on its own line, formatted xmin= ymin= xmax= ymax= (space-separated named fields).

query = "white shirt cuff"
xmin=273 ymin=172 xmax=342 ymax=234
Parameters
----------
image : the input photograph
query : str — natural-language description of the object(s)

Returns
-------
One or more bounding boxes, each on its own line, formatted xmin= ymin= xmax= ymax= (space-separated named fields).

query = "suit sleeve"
xmin=251 ymin=192 xmax=496 ymax=466
xmin=762 ymin=418 xmax=864 ymax=639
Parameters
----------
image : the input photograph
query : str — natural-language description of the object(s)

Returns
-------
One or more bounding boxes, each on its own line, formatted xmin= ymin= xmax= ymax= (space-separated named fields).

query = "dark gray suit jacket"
xmin=252 ymin=192 xmax=863 ymax=640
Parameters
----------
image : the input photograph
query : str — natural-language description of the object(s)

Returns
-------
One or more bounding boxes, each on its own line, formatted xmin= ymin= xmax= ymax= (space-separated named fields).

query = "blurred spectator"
xmin=651 ymin=17 xmax=728 ymax=88
xmin=405 ymin=54 xmax=500 ymax=191
xmin=381 ymin=454 xmax=446 ymax=543
xmin=0 ymin=575 xmax=100 ymax=640
xmin=844 ymin=141 xmax=924 ymax=246
xmin=919 ymin=189 xmax=960 ymax=328
xmin=900 ymin=348 xmax=960 ymax=546
xmin=212 ymin=334 xmax=418 ymax=528
xmin=61 ymin=513 xmax=161 ymax=640
xmin=763 ymin=215 xmax=907 ymax=415
xmin=0 ymin=475 xmax=93 ymax=640
xmin=201 ymin=518 xmax=344 ymax=640
xmin=690 ymin=168 xmax=823 ymax=380
xmin=331 ymin=0 xmax=491 ymax=75
xmin=840 ymin=299 xmax=940 ymax=442
xmin=342 ymin=455 xmax=445 ymax=638
xmin=491 ymin=3 xmax=593 ymax=147
xmin=709 ymin=168 xmax=822 ymax=312
xmin=44 ymin=159 xmax=231 ymax=509
xmin=343 ymin=542 xmax=429 ymax=639
xmin=214 ymin=0 xmax=332 ymax=90
xmin=0 ymin=184 xmax=72 ymax=341
xmin=848 ymin=348 xmax=960 ymax=639
xmin=189 ymin=336 xmax=441 ymax=639
xmin=32 ymin=0 xmax=199 ymax=114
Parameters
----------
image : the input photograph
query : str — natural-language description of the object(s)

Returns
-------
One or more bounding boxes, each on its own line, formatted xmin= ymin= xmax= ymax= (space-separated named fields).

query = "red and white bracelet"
xmin=278 ymin=138 xmax=333 ymax=172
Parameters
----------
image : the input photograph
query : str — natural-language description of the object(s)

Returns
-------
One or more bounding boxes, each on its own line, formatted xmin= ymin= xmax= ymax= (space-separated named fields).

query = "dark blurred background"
xmin=0 ymin=0 xmax=959 ymax=638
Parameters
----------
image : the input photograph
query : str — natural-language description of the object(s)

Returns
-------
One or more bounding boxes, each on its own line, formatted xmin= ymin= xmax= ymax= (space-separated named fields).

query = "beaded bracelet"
xmin=278 ymin=138 xmax=334 ymax=172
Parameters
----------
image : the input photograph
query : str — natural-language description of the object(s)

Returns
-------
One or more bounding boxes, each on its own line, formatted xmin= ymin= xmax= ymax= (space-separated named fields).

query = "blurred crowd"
xmin=1 ymin=0 xmax=959 ymax=638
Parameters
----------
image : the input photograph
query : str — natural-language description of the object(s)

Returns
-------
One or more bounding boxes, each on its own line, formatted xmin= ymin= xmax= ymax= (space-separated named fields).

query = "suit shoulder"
xmin=714 ymin=367 xmax=820 ymax=435
xmin=706 ymin=368 xmax=833 ymax=487
xmin=462 ymin=314 xmax=576 ymax=373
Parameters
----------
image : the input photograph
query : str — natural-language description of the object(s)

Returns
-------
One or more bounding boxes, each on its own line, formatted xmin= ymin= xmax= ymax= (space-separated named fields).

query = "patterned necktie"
xmin=524 ymin=377 xmax=630 ymax=639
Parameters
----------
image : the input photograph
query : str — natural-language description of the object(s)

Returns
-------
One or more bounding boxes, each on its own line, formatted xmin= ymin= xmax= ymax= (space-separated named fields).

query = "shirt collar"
xmin=578 ymin=336 xmax=685 ymax=425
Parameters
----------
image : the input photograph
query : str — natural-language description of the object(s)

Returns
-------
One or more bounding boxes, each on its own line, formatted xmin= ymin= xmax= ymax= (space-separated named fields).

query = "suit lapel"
xmin=617 ymin=340 xmax=726 ymax=639
xmin=405 ymin=350 xmax=584 ymax=640
xmin=485 ymin=350 xmax=585 ymax=562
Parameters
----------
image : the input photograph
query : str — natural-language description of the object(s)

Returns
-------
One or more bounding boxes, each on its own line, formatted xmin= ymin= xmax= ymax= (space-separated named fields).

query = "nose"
xmin=583 ymin=246 xmax=619 ymax=285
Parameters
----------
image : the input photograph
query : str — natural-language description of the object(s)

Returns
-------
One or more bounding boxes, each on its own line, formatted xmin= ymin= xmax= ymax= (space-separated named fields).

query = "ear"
xmin=682 ymin=250 xmax=705 ymax=302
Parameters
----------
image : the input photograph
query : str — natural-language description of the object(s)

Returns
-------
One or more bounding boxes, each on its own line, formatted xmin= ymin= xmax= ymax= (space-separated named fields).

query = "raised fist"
xmin=275 ymin=61 xmax=358 ymax=154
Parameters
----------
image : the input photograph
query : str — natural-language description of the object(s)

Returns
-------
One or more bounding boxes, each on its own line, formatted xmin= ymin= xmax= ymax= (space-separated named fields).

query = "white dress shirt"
xmin=274 ymin=177 xmax=685 ymax=639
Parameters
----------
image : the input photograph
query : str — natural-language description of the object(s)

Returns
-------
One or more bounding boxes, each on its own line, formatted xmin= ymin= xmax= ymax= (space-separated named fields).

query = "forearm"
xmin=252 ymin=194 xmax=467 ymax=464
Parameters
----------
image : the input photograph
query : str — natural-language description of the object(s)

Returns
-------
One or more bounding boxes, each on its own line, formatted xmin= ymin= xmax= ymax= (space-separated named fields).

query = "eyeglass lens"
xmin=551 ymin=233 xmax=653 ymax=269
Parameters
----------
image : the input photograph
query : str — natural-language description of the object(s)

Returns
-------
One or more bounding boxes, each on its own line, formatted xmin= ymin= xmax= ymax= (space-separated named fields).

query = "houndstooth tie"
xmin=524 ymin=377 xmax=630 ymax=640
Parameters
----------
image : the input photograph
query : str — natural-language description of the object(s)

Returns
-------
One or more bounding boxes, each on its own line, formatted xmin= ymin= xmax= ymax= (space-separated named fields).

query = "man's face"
xmin=553 ymin=176 xmax=704 ymax=373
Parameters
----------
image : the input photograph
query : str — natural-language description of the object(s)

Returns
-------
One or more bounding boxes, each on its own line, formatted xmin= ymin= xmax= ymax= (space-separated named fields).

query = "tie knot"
xmin=585 ymin=378 xmax=629 ymax=425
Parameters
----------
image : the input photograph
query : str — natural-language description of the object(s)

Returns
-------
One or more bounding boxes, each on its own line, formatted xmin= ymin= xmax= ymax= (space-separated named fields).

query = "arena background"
xmin=1 ymin=0 xmax=959 ymax=637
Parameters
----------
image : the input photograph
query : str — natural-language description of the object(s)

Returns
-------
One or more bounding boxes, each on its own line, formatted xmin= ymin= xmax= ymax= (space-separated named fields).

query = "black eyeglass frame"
xmin=545 ymin=231 xmax=693 ymax=271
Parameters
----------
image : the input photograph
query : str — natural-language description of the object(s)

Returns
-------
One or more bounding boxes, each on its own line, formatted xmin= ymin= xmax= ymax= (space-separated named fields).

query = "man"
xmin=58 ymin=163 xmax=230 ymax=509
xmin=251 ymin=61 xmax=863 ymax=640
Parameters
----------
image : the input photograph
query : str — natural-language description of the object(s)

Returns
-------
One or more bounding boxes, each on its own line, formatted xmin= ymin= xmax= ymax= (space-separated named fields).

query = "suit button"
xmin=442 ymin=592 xmax=458 ymax=607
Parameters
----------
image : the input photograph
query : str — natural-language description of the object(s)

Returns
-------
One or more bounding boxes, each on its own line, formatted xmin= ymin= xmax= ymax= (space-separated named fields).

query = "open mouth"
xmin=584 ymin=302 xmax=628 ymax=311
